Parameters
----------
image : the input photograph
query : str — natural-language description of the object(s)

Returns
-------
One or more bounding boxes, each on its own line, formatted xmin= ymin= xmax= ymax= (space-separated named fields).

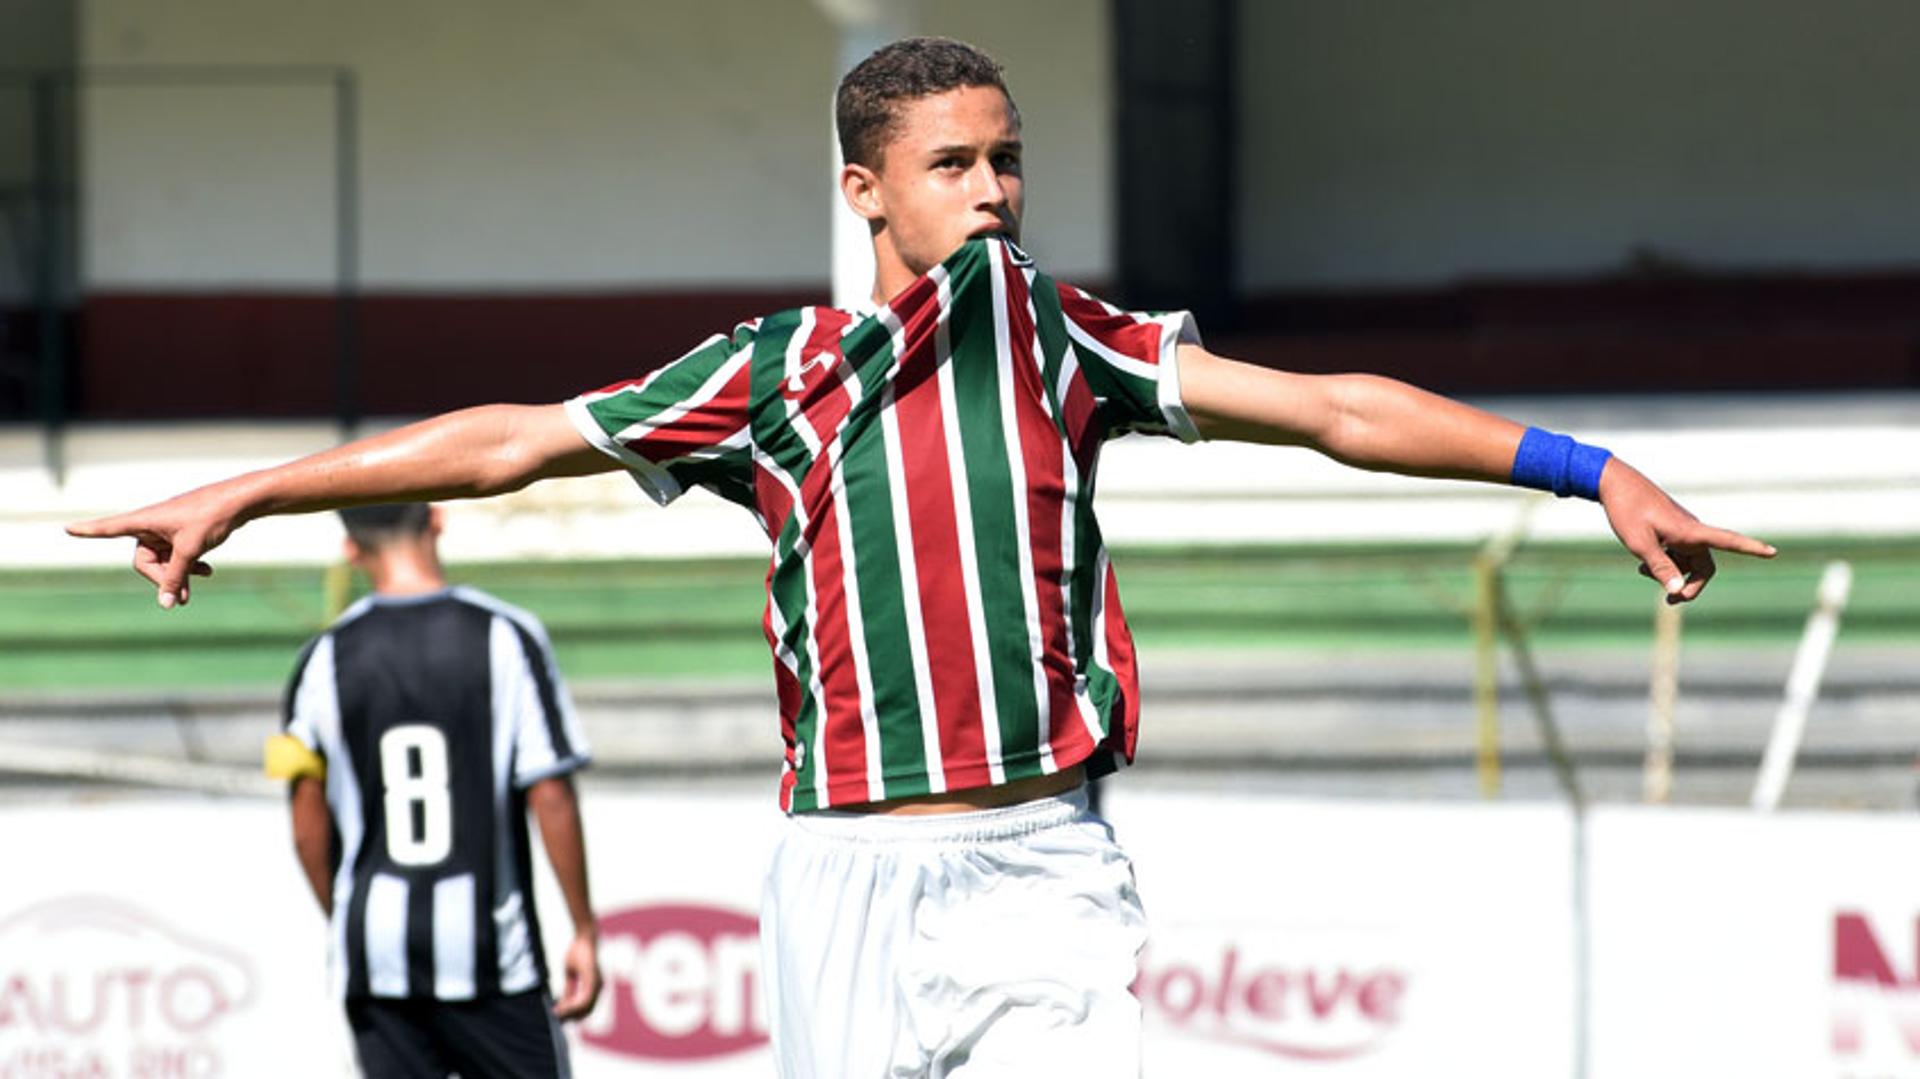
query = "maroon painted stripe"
xmin=76 ymin=288 xmax=824 ymax=417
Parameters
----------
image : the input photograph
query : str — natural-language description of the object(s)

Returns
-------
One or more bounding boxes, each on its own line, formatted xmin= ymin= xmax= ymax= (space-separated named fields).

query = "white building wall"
xmin=78 ymin=0 xmax=1111 ymax=290
xmin=1239 ymin=1 xmax=1920 ymax=289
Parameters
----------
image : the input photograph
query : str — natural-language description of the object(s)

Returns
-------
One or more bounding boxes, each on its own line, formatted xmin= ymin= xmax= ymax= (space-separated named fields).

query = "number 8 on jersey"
xmin=380 ymin=723 xmax=453 ymax=866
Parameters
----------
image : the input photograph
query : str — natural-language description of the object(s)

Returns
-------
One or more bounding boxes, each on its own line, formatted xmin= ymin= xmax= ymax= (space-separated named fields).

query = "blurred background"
xmin=2 ymin=1 xmax=1916 ymax=1076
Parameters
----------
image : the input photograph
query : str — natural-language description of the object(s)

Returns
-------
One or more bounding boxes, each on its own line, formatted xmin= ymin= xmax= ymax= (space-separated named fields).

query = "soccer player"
xmin=264 ymin=502 xmax=600 ymax=1078
xmin=74 ymin=38 xmax=1772 ymax=1077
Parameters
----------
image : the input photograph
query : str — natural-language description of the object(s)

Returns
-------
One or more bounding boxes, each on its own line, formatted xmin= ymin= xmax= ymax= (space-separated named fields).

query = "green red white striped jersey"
xmin=566 ymin=238 xmax=1200 ymax=811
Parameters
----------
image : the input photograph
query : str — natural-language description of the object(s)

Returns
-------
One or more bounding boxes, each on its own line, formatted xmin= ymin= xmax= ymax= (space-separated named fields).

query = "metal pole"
xmin=1568 ymin=809 xmax=1591 ymax=1079
xmin=1752 ymin=561 xmax=1853 ymax=811
xmin=1493 ymin=583 xmax=1588 ymax=1079
xmin=1496 ymin=588 xmax=1585 ymax=810
xmin=31 ymin=72 xmax=67 ymax=484
xmin=334 ymin=69 xmax=360 ymax=438
xmin=1644 ymin=600 xmax=1683 ymax=803
xmin=1472 ymin=556 xmax=1502 ymax=797
xmin=1470 ymin=501 xmax=1540 ymax=798
xmin=323 ymin=559 xmax=353 ymax=621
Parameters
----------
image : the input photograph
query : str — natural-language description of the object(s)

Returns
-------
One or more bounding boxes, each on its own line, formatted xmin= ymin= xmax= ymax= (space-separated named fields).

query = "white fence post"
xmin=1751 ymin=561 xmax=1853 ymax=811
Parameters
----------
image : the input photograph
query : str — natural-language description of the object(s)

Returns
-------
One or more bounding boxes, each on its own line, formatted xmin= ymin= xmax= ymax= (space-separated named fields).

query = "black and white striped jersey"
xmin=282 ymin=585 xmax=590 ymax=1002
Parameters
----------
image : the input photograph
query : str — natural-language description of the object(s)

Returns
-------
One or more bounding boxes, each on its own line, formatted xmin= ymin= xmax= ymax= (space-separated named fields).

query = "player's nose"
xmin=970 ymin=160 xmax=1008 ymax=208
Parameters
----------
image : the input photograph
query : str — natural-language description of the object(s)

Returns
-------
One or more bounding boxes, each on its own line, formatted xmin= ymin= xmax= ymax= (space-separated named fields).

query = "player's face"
xmin=861 ymin=85 xmax=1024 ymax=280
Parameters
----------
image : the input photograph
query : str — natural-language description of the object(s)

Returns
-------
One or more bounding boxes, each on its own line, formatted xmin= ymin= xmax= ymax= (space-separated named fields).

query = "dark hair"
xmin=835 ymin=37 xmax=1015 ymax=168
xmin=338 ymin=502 xmax=432 ymax=550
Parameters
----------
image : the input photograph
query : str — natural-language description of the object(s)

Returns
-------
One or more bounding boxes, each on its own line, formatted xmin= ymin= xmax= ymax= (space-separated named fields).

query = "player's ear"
xmin=841 ymin=162 xmax=884 ymax=223
xmin=426 ymin=504 xmax=445 ymax=539
xmin=342 ymin=537 xmax=363 ymax=564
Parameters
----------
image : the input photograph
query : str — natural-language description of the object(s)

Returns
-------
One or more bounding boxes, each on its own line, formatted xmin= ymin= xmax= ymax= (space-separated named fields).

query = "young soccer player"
xmin=72 ymin=38 xmax=1773 ymax=1077
xmin=267 ymin=503 xmax=600 ymax=1077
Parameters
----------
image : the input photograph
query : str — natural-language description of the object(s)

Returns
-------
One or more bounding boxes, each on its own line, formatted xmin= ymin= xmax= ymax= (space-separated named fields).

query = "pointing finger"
xmin=66 ymin=512 xmax=152 ymax=540
xmin=1673 ymin=523 xmax=1777 ymax=559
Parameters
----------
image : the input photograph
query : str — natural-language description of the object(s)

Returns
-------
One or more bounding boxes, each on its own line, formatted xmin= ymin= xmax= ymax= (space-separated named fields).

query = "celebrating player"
xmin=73 ymin=37 xmax=1772 ymax=1078
xmin=266 ymin=503 xmax=600 ymax=1077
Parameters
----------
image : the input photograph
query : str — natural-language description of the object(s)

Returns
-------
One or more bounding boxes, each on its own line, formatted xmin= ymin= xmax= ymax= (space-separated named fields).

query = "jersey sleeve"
xmin=1055 ymin=285 xmax=1202 ymax=443
xmin=564 ymin=323 xmax=759 ymax=506
xmin=270 ymin=634 xmax=336 ymax=781
xmin=489 ymin=610 xmax=592 ymax=789
xmin=280 ymin=634 xmax=333 ymax=754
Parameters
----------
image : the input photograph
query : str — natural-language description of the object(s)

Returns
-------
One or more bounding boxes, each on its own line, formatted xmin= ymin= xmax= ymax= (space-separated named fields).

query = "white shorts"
xmin=760 ymin=785 xmax=1147 ymax=1078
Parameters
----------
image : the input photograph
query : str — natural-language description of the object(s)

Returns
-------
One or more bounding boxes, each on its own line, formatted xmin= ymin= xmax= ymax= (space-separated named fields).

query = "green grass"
xmin=3 ymin=537 xmax=1914 ymax=694
xmin=1119 ymin=536 xmax=1920 ymax=651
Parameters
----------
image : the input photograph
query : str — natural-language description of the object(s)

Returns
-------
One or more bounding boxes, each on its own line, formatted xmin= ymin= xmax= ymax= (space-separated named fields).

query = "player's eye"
xmin=993 ymin=153 xmax=1022 ymax=174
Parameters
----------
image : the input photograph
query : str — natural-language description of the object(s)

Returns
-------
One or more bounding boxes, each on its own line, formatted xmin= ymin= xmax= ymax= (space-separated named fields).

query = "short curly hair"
xmin=835 ymin=37 xmax=1017 ymax=169
xmin=339 ymin=502 xmax=432 ymax=550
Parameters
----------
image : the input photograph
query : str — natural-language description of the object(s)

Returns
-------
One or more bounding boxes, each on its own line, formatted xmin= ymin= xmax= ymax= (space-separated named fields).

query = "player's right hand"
xmin=1595 ymin=458 xmax=1776 ymax=604
xmin=66 ymin=489 xmax=236 ymax=609
xmin=553 ymin=931 xmax=603 ymax=1021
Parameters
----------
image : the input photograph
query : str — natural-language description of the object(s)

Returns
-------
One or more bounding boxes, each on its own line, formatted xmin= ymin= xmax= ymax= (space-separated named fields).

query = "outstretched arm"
xmin=1177 ymin=345 xmax=1776 ymax=602
xmin=66 ymin=403 xmax=614 ymax=608
xmin=528 ymin=774 xmax=602 ymax=1021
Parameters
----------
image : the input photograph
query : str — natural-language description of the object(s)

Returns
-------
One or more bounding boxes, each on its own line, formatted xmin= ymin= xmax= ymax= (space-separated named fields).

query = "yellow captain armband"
xmin=264 ymin=734 xmax=327 ymax=782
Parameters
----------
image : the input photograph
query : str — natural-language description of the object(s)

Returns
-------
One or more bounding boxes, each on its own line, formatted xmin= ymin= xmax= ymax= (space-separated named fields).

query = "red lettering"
xmin=1155 ymin=967 xmax=1206 ymax=1023
xmin=1358 ymin=973 xmax=1405 ymax=1023
xmin=1304 ymin=969 xmax=1355 ymax=1020
xmin=1134 ymin=948 xmax=1409 ymax=1060
xmin=1833 ymin=1011 xmax=1863 ymax=1056
xmin=160 ymin=967 xmax=228 ymax=1033
xmin=582 ymin=905 xmax=770 ymax=1061
xmin=1212 ymin=948 xmax=1240 ymax=1019
xmin=1836 ymin=913 xmax=1904 ymax=987
xmin=1241 ymin=970 xmax=1288 ymax=1020
xmin=50 ymin=972 xmax=106 ymax=1034
xmin=123 ymin=968 xmax=152 ymax=1029
xmin=1831 ymin=1007 xmax=1920 ymax=1060
xmin=131 ymin=1044 xmax=221 ymax=1078
xmin=0 ymin=975 xmax=42 ymax=1031
xmin=0 ymin=1048 xmax=109 ymax=1077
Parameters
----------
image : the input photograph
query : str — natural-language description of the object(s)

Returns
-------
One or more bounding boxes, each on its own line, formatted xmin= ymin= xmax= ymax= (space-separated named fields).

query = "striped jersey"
xmin=567 ymin=237 xmax=1198 ymax=812
xmin=282 ymin=586 xmax=591 ymax=1001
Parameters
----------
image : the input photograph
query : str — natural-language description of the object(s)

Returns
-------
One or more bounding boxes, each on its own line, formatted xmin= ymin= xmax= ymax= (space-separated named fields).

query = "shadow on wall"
xmin=1226 ymin=260 xmax=1920 ymax=396
xmin=74 ymin=287 xmax=827 ymax=418
xmin=61 ymin=262 xmax=1920 ymax=419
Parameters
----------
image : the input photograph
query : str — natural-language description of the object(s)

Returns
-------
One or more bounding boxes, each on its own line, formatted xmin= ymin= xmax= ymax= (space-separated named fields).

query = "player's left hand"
xmin=553 ymin=930 xmax=603 ymax=1021
xmin=1597 ymin=458 xmax=1776 ymax=604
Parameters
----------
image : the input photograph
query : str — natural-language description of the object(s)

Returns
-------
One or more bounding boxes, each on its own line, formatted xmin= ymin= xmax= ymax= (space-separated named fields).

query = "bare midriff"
xmin=839 ymin=763 xmax=1087 ymax=815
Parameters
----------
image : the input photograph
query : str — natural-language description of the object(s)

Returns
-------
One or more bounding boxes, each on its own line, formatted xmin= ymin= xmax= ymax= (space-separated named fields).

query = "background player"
xmin=265 ymin=502 xmax=600 ymax=1077
xmin=74 ymin=37 xmax=1773 ymax=1078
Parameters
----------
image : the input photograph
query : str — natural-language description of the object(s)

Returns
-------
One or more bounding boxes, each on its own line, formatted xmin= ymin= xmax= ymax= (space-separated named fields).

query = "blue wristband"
xmin=1511 ymin=427 xmax=1612 ymax=500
